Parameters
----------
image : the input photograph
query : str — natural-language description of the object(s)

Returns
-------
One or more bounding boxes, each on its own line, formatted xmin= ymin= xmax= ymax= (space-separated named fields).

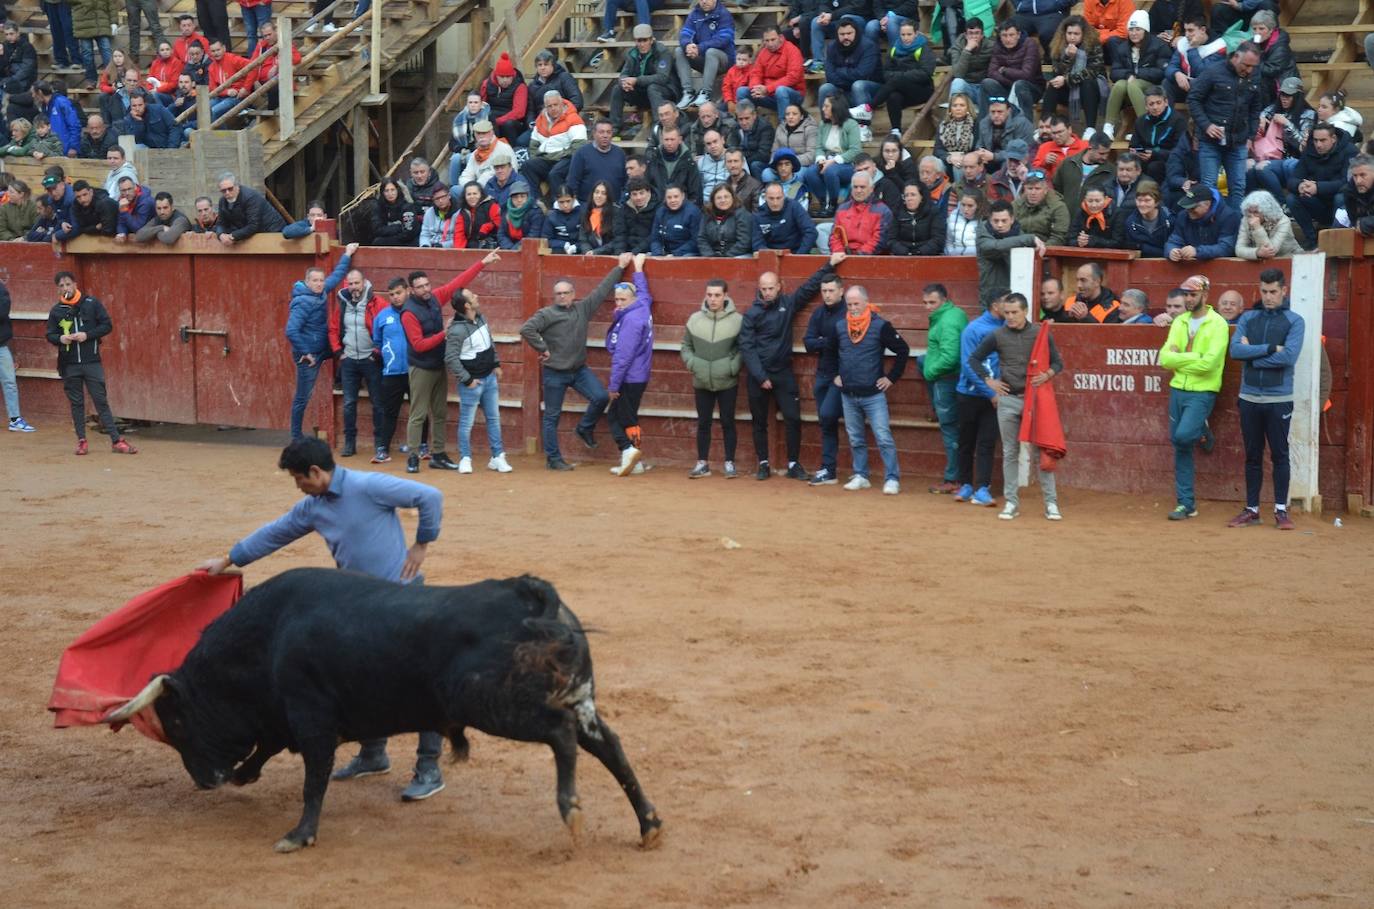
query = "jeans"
xmin=1198 ymin=139 xmax=1247 ymax=211
xmin=841 ymin=391 xmax=899 ymax=483
xmin=817 ymin=79 xmax=879 ymax=111
xmin=0 ymin=345 xmax=21 ymax=419
xmin=1041 ymin=78 xmax=1101 ymax=131
xmin=340 ymin=356 xmax=383 ymax=449
xmin=736 ymin=84 xmax=803 ymax=114
xmin=608 ymin=381 xmax=647 ymax=450
xmin=800 ymin=161 xmax=854 ymax=206
xmin=1013 ymin=12 xmax=1062 ymax=53
xmin=995 ymin=393 xmax=1056 ymax=511
xmin=210 ymin=96 xmax=242 ymax=121
xmin=1250 ymin=157 xmax=1298 ymax=199
xmin=746 ymin=370 xmax=802 ymax=464
xmin=541 ymin=364 xmax=608 ymax=459
xmin=457 ymin=373 xmax=504 ymax=459
xmin=948 ymin=77 xmax=981 ymax=107
xmin=1239 ymin=398 xmax=1293 ymax=508
xmin=42 ymin=1 xmax=83 ymax=67
xmin=602 ymin=0 xmax=658 ymax=33
xmin=1287 ymin=190 xmax=1334 ymax=248
xmin=809 ymin=16 xmax=880 ymax=64
xmin=694 ymin=385 xmax=738 ymax=461
xmin=1168 ymin=387 xmax=1217 ymax=509
xmin=80 ymin=36 xmax=113 ymax=83
xmin=979 ymin=77 xmax=1041 ymax=116
xmin=242 ymin=2 xmax=273 ymax=56
xmin=813 ymin=374 xmax=843 ymax=476
xmin=880 ymin=9 xmax=910 ymax=45
xmin=956 ymin=392 xmax=998 ymax=488
xmin=62 ymin=362 xmax=120 ymax=441
xmin=929 ymin=376 xmax=959 ymax=483
xmin=289 ymin=356 xmax=323 ymax=441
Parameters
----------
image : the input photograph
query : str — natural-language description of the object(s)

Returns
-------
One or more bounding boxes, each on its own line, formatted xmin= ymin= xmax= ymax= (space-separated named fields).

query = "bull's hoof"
xmin=564 ymin=806 xmax=584 ymax=845
xmin=231 ymin=768 xmax=260 ymax=787
xmin=273 ymin=834 xmax=316 ymax=853
xmin=639 ymin=812 xmax=664 ymax=850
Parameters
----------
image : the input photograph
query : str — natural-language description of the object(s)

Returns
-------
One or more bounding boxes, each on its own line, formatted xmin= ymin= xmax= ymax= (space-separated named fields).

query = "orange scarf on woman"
xmin=1080 ymin=201 xmax=1109 ymax=232
xmin=588 ymin=207 xmax=603 ymax=235
xmin=847 ymin=303 xmax=878 ymax=343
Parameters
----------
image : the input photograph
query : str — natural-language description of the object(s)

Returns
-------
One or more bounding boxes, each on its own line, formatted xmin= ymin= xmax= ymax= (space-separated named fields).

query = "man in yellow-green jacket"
xmin=1159 ymin=274 xmax=1230 ymax=521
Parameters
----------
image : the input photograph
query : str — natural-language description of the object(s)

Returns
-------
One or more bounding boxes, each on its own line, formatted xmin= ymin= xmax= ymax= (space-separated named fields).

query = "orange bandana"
xmin=1081 ymin=200 xmax=1108 ymax=232
xmin=847 ymin=303 xmax=878 ymax=343
xmin=588 ymin=207 xmax=603 ymax=235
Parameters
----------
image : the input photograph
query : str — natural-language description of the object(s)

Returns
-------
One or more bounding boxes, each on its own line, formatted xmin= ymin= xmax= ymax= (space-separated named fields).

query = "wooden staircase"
xmin=5 ymin=0 xmax=488 ymax=180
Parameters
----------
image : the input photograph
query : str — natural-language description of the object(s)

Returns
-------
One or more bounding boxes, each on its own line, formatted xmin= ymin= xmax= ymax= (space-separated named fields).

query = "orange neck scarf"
xmin=847 ymin=303 xmax=877 ymax=343
xmin=1081 ymin=201 xmax=1108 ymax=232
xmin=588 ymin=207 xmax=603 ymax=235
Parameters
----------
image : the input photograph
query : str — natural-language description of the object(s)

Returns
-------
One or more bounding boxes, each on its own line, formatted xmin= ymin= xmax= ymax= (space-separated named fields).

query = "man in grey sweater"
xmin=966 ymin=291 xmax=1064 ymax=521
xmin=521 ymin=251 xmax=633 ymax=469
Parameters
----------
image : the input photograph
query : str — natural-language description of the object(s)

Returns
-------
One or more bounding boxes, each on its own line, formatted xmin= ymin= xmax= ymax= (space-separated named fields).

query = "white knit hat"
xmin=1127 ymin=10 xmax=1151 ymax=32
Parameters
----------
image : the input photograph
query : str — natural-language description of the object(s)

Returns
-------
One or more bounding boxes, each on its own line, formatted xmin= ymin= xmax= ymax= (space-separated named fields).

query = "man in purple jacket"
xmin=606 ymin=253 xmax=654 ymax=476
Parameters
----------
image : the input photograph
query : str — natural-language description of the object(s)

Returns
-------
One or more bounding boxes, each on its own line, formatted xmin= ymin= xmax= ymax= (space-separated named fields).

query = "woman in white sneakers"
xmin=443 ymin=271 xmax=512 ymax=474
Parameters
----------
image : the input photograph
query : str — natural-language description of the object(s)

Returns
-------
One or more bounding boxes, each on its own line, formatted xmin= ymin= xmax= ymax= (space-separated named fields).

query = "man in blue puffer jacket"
xmin=285 ymin=242 xmax=357 ymax=440
xmin=953 ymin=292 xmax=1005 ymax=506
xmin=1225 ymin=267 xmax=1304 ymax=530
xmin=752 ymin=182 xmax=819 ymax=252
xmin=675 ymin=0 xmax=735 ymax=108
xmin=606 ymin=254 xmax=655 ymax=476
xmin=1165 ymin=185 xmax=1240 ymax=261
xmin=649 ymin=185 xmax=702 ymax=256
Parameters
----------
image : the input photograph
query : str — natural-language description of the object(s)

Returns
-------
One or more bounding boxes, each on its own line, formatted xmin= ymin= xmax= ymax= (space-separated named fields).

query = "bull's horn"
xmin=103 ymin=675 xmax=170 ymax=723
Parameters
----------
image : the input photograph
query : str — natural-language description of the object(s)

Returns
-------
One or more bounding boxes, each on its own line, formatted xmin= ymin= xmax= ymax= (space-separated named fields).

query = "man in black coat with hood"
xmin=216 ymin=171 xmax=286 ymax=245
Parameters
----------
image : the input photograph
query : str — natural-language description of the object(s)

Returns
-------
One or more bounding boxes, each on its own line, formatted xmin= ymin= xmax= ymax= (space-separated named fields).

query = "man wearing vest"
xmin=1226 ymin=268 xmax=1304 ymax=530
xmin=828 ymin=285 xmax=910 ymax=495
xmin=1065 ymin=262 xmax=1122 ymax=324
xmin=401 ymin=251 xmax=499 ymax=473
xmin=1160 ymin=274 xmax=1229 ymax=521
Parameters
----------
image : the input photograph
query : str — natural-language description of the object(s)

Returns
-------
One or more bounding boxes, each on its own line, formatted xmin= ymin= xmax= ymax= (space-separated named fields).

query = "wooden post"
xmin=292 ymin=152 xmax=306 ymax=213
xmin=351 ymin=106 xmax=368 ymax=197
xmin=422 ymin=43 xmax=439 ymax=161
xmin=369 ymin=0 xmax=381 ymax=97
xmin=382 ymin=79 xmax=394 ymax=165
xmin=279 ymin=17 xmax=296 ymax=140
xmin=196 ymin=84 xmax=212 ymax=132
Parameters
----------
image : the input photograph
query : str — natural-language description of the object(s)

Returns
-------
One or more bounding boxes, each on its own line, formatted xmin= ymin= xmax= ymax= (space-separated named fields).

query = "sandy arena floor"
xmin=1 ymin=425 xmax=1371 ymax=908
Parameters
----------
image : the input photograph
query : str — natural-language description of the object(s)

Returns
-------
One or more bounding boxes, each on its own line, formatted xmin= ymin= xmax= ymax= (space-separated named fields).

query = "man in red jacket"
xmin=829 ymin=171 xmax=892 ymax=255
xmin=400 ymin=251 xmax=499 ymax=473
xmin=741 ymin=27 xmax=804 ymax=115
xmin=206 ymin=39 xmax=252 ymax=121
xmin=1031 ymin=115 xmax=1087 ymax=180
xmin=249 ymin=20 xmax=302 ymax=111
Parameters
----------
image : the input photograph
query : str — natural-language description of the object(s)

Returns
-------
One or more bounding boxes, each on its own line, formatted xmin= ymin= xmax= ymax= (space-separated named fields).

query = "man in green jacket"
xmin=680 ymin=279 xmax=743 ymax=478
xmin=1160 ymin=274 xmax=1229 ymax=521
xmin=1013 ymin=170 xmax=1069 ymax=246
xmin=921 ymin=283 xmax=969 ymax=493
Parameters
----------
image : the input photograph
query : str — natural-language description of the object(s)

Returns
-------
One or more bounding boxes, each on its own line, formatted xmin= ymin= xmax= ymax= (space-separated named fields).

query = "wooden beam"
xmin=351 ymin=106 xmax=369 ymax=199
xmin=280 ymin=17 xmax=297 ymax=139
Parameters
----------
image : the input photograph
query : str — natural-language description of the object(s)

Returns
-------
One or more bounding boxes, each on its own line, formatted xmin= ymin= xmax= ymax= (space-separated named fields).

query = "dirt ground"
xmin=2 ymin=424 xmax=1371 ymax=909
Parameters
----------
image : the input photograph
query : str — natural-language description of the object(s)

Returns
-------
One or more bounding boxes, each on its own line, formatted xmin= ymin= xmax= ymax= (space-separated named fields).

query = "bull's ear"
xmin=103 ymin=674 xmax=170 ymax=724
xmin=514 ymin=575 xmax=561 ymax=620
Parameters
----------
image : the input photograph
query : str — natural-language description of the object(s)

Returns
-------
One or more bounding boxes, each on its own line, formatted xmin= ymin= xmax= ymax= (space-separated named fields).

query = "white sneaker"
xmin=677 ymin=92 xmax=694 ymax=110
xmin=1082 ymin=126 xmax=1096 ymax=141
xmin=322 ymin=22 xmax=338 ymax=32
xmin=488 ymin=453 xmax=512 ymax=472
xmin=457 ymin=456 xmax=473 ymax=474
xmin=692 ymin=89 xmax=711 ymax=108
xmin=615 ymin=446 xmax=642 ymax=476
xmin=843 ymin=475 xmax=871 ymax=491
xmin=305 ymin=22 xmax=319 ymax=32
xmin=858 ymin=125 xmax=873 ymax=143
xmin=1102 ymin=123 xmax=1116 ymax=140
xmin=998 ymin=504 xmax=1019 ymax=520
xmin=610 ymin=462 xmax=646 ymax=474
xmin=848 ymin=103 xmax=872 ymax=121
xmin=1045 ymin=503 xmax=1062 ymax=521
xmin=882 ymin=479 xmax=900 ymax=495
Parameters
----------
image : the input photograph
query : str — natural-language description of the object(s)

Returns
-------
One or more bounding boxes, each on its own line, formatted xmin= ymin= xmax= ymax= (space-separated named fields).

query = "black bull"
xmin=105 ymin=568 xmax=663 ymax=852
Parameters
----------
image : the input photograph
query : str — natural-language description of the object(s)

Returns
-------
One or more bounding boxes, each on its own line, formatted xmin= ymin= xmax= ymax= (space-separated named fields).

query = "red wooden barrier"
xmin=7 ymin=241 xmax=1363 ymax=510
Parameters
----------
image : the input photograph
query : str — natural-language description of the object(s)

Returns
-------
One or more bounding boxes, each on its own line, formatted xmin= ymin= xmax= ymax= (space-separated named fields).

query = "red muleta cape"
xmin=1018 ymin=320 xmax=1068 ymax=471
xmin=48 ymin=572 xmax=243 ymax=743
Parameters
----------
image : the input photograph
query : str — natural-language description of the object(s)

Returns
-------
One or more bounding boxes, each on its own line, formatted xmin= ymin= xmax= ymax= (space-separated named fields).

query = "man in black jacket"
xmin=615 ymin=178 xmax=658 ymax=253
xmin=54 ymin=180 xmax=119 ymax=241
xmin=1188 ymin=43 xmax=1262 ymax=213
xmin=1335 ymin=153 xmax=1374 ymax=236
xmin=729 ymin=100 xmax=773 ymax=178
xmin=216 ymin=171 xmax=286 ymax=245
xmin=738 ymin=257 xmax=838 ymax=481
xmin=1 ymin=22 xmax=38 ymax=122
xmin=45 ymin=271 xmax=138 ymax=454
xmin=1286 ymin=123 xmax=1355 ymax=248
xmin=78 ymin=114 xmax=119 ymax=159
xmin=645 ymin=127 xmax=703 ymax=204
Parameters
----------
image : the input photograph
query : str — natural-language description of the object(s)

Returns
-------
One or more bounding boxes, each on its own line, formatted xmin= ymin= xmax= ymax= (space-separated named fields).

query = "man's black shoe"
xmin=786 ymin=463 xmax=810 ymax=481
xmin=406 ymin=453 xmax=420 ymax=473
xmin=755 ymin=461 xmax=770 ymax=480
xmin=429 ymin=452 xmax=460 ymax=470
xmin=547 ymin=457 xmax=575 ymax=471
xmin=575 ymin=426 xmax=598 ymax=449
xmin=340 ymin=442 xmax=356 ymax=458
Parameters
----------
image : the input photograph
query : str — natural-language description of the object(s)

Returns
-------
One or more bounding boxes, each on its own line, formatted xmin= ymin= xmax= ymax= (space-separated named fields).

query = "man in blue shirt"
xmin=200 ymin=438 xmax=448 ymax=801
